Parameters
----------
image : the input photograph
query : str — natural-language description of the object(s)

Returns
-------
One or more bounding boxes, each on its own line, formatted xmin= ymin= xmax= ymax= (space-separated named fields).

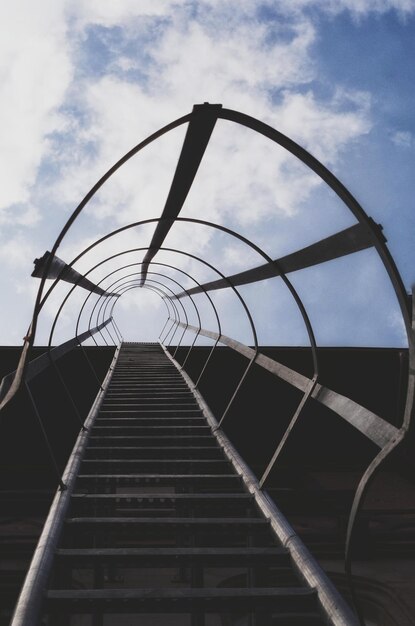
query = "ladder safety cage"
xmin=0 ymin=103 xmax=413 ymax=626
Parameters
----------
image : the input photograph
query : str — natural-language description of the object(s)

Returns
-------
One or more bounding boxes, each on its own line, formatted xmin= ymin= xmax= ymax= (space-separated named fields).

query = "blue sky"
xmin=0 ymin=0 xmax=414 ymax=347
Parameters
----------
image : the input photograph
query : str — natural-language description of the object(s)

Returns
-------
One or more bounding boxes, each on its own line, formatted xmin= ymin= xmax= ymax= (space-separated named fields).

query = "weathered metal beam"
xmin=32 ymin=251 xmax=116 ymax=297
xmin=174 ymin=321 xmax=399 ymax=448
xmin=0 ymin=318 xmax=113 ymax=402
xmin=177 ymin=223 xmax=377 ymax=298
xmin=140 ymin=103 xmax=222 ymax=285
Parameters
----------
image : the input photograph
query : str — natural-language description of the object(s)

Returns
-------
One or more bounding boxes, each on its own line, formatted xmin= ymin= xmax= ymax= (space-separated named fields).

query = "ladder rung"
xmin=75 ymin=474 xmax=242 ymax=484
xmin=45 ymin=587 xmax=317 ymax=612
xmin=87 ymin=436 xmax=217 ymax=446
xmin=84 ymin=447 xmax=222 ymax=458
xmin=94 ymin=418 xmax=207 ymax=424
xmin=97 ymin=410 xmax=203 ymax=417
xmin=71 ymin=493 xmax=251 ymax=501
xmin=93 ymin=425 xmax=210 ymax=429
xmin=55 ymin=546 xmax=288 ymax=565
xmin=33 ymin=343 xmax=326 ymax=626
xmin=81 ymin=459 xmax=229 ymax=465
xmin=66 ymin=516 xmax=268 ymax=527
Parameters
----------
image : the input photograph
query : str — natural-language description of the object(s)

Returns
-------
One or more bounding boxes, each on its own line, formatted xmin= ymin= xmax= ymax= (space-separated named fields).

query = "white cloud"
xmin=0 ymin=1 xmax=72 ymax=212
xmin=69 ymin=0 xmax=179 ymax=28
xmin=47 ymin=5 xmax=370 ymax=255
xmin=0 ymin=232 xmax=38 ymax=270
xmin=12 ymin=0 xmax=370 ymax=343
xmin=0 ymin=0 xmax=413 ymax=346
xmin=271 ymin=90 xmax=371 ymax=162
xmin=270 ymin=0 xmax=415 ymax=16
xmin=152 ymin=18 xmax=316 ymax=101
xmin=0 ymin=204 xmax=41 ymax=227
xmin=391 ymin=130 xmax=413 ymax=148
xmin=69 ymin=0 xmax=415 ymax=27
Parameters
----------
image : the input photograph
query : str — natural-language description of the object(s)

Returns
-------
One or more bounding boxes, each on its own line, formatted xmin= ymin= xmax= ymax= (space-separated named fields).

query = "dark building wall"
xmin=172 ymin=345 xmax=415 ymax=624
xmin=0 ymin=344 xmax=411 ymax=498
xmin=0 ymin=344 xmax=414 ymax=624
xmin=0 ymin=346 xmax=115 ymax=491
xmin=0 ymin=346 xmax=115 ymax=625
xmin=173 ymin=345 xmax=409 ymax=473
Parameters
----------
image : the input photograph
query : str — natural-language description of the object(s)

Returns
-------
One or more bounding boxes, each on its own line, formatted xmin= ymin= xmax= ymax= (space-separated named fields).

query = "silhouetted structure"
xmin=0 ymin=104 xmax=413 ymax=625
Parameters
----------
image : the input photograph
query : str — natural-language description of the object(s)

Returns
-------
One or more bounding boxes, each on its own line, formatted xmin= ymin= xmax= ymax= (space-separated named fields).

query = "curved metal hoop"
xmin=3 ymin=104 xmax=411 ymax=421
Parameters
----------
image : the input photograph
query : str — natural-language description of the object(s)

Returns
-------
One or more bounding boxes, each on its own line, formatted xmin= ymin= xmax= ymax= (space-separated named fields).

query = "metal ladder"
xmin=40 ymin=342 xmax=326 ymax=625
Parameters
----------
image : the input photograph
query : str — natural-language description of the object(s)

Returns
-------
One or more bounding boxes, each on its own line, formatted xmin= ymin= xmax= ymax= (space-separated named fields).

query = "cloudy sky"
xmin=0 ymin=0 xmax=414 ymax=348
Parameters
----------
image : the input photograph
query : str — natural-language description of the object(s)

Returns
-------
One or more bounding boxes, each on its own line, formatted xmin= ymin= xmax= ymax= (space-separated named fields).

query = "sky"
xmin=0 ymin=0 xmax=414 ymax=348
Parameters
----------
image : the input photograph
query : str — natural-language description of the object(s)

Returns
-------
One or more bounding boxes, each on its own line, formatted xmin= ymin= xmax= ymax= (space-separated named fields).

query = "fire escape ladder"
xmin=8 ymin=104 xmax=413 ymax=626
xmin=32 ymin=341 xmax=331 ymax=625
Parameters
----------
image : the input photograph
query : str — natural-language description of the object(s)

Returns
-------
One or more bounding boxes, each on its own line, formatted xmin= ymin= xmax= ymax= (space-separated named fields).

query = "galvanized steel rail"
xmin=163 ymin=342 xmax=359 ymax=626
xmin=9 ymin=343 xmax=121 ymax=626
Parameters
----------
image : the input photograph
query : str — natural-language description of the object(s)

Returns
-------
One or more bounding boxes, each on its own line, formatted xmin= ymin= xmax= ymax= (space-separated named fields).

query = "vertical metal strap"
xmin=259 ymin=375 xmax=318 ymax=488
xmin=48 ymin=356 xmax=87 ymax=431
xmin=76 ymin=343 xmax=105 ymax=392
xmin=216 ymin=354 xmax=258 ymax=429
xmin=195 ymin=338 xmax=221 ymax=388
xmin=24 ymin=381 xmax=66 ymax=491
xmin=343 ymin=288 xmax=415 ymax=626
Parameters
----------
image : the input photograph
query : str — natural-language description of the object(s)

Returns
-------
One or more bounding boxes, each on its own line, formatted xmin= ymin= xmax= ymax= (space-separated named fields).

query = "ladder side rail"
xmin=163 ymin=342 xmax=359 ymax=626
xmin=175 ymin=321 xmax=399 ymax=449
xmin=10 ymin=342 xmax=121 ymax=626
